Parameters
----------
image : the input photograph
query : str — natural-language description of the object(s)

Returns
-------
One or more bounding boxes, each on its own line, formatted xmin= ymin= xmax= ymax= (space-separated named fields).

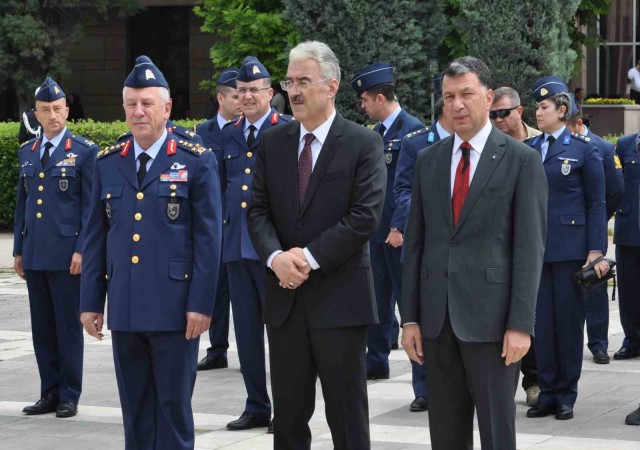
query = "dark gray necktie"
xmin=137 ymin=152 xmax=151 ymax=187
xmin=378 ymin=124 xmax=386 ymax=138
xmin=247 ymin=125 xmax=256 ymax=148
xmin=41 ymin=142 xmax=53 ymax=167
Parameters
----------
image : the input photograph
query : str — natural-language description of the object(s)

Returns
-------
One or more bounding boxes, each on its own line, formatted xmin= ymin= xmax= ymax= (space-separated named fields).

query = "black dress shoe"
xmin=614 ymin=347 xmax=639 ymax=360
xmin=409 ymin=397 xmax=428 ymax=412
xmin=267 ymin=419 xmax=274 ymax=434
xmin=226 ymin=412 xmax=270 ymax=430
xmin=625 ymin=407 xmax=640 ymax=425
xmin=366 ymin=370 xmax=389 ymax=380
xmin=197 ymin=355 xmax=228 ymax=371
xmin=592 ymin=349 xmax=610 ymax=364
xmin=22 ymin=393 xmax=58 ymax=415
xmin=526 ymin=403 xmax=556 ymax=418
xmin=555 ymin=404 xmax=573 ymax=420
xmin=56 ymin=402 xmax=78 ymax=418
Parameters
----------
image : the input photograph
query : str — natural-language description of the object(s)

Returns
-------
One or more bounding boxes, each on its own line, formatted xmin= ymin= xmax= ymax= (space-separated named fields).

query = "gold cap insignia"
xmin=564 ymin=159 xmax=568 ymax=164
xmin=357 ymin=79 xmax=362 ymax=87
xmin=145 ymin=69 xmax=156 ymax=80
xmin=252 ymin=65 xmax=261 ymax=75
xmin=540 ymin=88 xmax=548 ymax=96
xmin=54 ymin=86 xmax=60 ymax=94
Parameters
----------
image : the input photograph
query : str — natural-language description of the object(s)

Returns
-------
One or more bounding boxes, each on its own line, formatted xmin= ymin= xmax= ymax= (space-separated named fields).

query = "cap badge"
xmin=54 ymin=86 xmax=60 ymax=94
xmin=145 ymin=69 xmax=155 ymax=80
xmin=357 ymin=80 xmax=362 ymax=87
xmin=252 ymin=65 xmax=261 ymax=75
xmin=540 ymin=88 xmax=548 ymax=96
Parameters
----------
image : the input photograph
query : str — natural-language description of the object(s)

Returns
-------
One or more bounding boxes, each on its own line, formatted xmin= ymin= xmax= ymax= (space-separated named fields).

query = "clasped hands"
xmin=272 ymin=247 xmax=310 ymax=290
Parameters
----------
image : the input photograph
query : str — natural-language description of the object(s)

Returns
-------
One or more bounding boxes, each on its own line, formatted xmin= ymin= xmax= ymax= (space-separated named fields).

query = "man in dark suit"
xmin=80 ymin=56 xmax=221 ymax=449
xmin=248 ymin=41 xmax=386 ymax=450
xmin=350 ymin=62 xmax=423 ymax=381
xmin=400 ymin=56 xmax=548 ymax=450
xmin=194 ymin=67 xmax=241 ymax=372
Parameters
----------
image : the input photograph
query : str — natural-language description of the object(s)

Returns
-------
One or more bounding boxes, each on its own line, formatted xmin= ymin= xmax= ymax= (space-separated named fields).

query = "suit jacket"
xmin=401 ymin=127 xmax=548 ymax=342
xmin=248 ymin=112 xmax=386 ymax=328
xmin=220 ymin=109 xmax=291 ymax=263
xmin=79 ymin=133 xmax=222 ymax=331
xmin=14 ymin=129 xmax=99 ymax=271
xmin=371 ymin=109 xmax=423 ymax=241
xmin=393 ymin=122 xmax=442 ymax=231
xmin=526 ymin=128 xmax=607 ymax=262
xmin=614 ymin=133 xmax=640 ymax=247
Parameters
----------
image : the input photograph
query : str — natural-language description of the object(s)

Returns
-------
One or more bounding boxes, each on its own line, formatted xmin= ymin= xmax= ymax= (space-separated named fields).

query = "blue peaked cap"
xmin=35 ymin=76 xmax=65 ymax=102
xmin=350 ymin=63 xmax=394 ymax=96
xmin=218 ymin=67 xmax=239 ymax=88
xmin=532 ymin=76 xmax=568 ymax=102
xmin=124 ymin=55 xmax=169 ymax=89
xmin=236 ymin=56 xmax=270 ymax=82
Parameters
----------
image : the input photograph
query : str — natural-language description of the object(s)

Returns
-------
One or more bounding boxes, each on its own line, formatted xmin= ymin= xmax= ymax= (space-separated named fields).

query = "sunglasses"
xmin=489 ymin=105 xmax=519 ymax=120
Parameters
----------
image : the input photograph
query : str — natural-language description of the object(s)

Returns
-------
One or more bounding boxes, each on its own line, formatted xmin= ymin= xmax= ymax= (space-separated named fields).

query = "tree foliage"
xmin=569 ymin=0 xmax=611 ymax=71
xmin=194 ymin=0 xmax=300 ymax=87
xmin=284 ymin=0 xmax=447 ymax=123
xmin=0 ymin=0 xmax=141 ymax=116
xmin=446 ymin=0 xmax=581 ymax=122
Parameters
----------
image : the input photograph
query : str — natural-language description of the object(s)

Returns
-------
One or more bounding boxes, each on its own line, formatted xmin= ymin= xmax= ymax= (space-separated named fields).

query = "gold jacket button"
xmin=241 ymin=202 xmax=247 ymax=208
xmin=105 ymin=274 xmax=109 ymax=280
xmin=184 ymin=274 xmax=189 ymax=279
xmin=106 ymin=193 xmax=111 ymax=199
xmin=36 ymin=212 xmax=42 ymax=219
xmin=247 ymin=152 xmax=253 ymax=158
xmin=137 ymin=192 xmax=144 ymax=200
xmin=132 ymin=234 xmax=140 ymax=242
xmin=242 ymin=185 xmax=248 ymax=191
xmin=131 ymin=256 xmax=139 ymax=264
xmin=571 ymin=220 xmax=576 ymax=225
xmin=39 ymin=172 xmax=45 ymax=179
xmin=37 ymin=199 xmax=43 ymax=205
xmin=38 ymin=186 xmax=44 ymax=192
xmin=135 ymin=213 xmax=142 ymax=221
xmin=245 ymin=168 xmax=251 ymax=174
xmin=170 ymin=184 xmax=177 ymax=190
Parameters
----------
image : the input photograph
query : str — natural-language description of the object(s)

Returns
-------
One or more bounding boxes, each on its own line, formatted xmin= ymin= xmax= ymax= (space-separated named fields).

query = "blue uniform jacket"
xmin=393 ymin=122 xmax=441 ymax=231
xmin=372 ymin=109 xmax=423 ymax=242
xmin=614 ymin=133 xmax=640 ymax=247
xmin=79 ymin=133 xmax=222 ymax=331
xmin=220 ymin=109 xmax=291 ymax=262
xmin=584 ymin=129 xmax=624 ymax=219
xmin=167 ymin=120 xmax=203 ymax=146
xmin=14 ymin=129 xmax=99 ymax=271
xmin=526 ymin=128 xmax=607 ymax=262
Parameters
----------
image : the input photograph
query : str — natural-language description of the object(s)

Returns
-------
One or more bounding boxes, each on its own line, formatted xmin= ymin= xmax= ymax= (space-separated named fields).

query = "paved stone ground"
xmin=0 ymin=233 xmax=639 ymax=449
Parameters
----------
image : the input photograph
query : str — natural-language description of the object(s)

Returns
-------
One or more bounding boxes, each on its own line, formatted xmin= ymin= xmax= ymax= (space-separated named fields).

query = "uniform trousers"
xmin=112 ymin=331 xmax=199 ymax=450
xmin=585 ymin=282 xmax=609 ymax=353
xmin=617 ymin=245 xmax=640 ymax=349
xmin=205 ymin=262 xmax=230 ymax=359
xmin=535 ymin=261 xmax=585 ymax=407
xmin=227 ymin=259 xmax=271 ymax=418
xmin=25 ymin=270 xmax=83 ymax=403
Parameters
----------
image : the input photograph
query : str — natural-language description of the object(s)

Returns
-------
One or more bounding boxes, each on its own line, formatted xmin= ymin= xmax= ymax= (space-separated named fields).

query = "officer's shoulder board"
xmin=19 ymin=137 xmax=37 ymax=149
xmin=169 ymin=125 xmax=198 ymax=141
xmin=116 ymin=131 xmax=132 ymax=143
xmin=70 ymin=134 xmax=96 ymax=148
xmin=176 ymin=139 xmax=209 ymax=156
xmin=570 ymin=132 xmax=591 ymax=144
xmin=97 ymin=138 xmax=131 ymax=159
xmin=524 ymin=136 xmax=540 ymax=147
xmin=405 ymin=128 xmax=427 ymax=140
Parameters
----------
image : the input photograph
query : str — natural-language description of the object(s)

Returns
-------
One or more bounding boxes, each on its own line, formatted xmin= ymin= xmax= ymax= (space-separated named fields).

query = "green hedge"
xmin=0 ymin=119 xmax=202 ymax=231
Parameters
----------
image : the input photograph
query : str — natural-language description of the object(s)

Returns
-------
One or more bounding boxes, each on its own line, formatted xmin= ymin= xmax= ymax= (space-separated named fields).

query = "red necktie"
xmin=298 ymin=133 xmax=315 ymax=206
xmin=452 ymin=142 xmax=471 ymax=226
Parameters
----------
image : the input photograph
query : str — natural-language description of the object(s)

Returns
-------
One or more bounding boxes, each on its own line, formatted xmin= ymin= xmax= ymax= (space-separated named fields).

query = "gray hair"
xmin=493 ymin=87 xmax=520 ymax=106
xmin=289 ymin=41 xmax=341 ymax=84
xmin=443 ymin=56 xmax=492 ymax=90
xmin=122 ymin=86 xmax=171 ymax=104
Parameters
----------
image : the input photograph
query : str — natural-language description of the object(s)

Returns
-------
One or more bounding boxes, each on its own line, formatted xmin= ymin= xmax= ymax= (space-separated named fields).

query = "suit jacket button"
xmin=297 ymin=223 xmax=303 ymax=229
xmin=449 ymin=240 xmax=456 ymax=247
xmin=444 ymin=272 xmax=448 ymax=277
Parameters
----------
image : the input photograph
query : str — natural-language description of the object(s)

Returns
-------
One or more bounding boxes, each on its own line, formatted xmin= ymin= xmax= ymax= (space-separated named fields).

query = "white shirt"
xmin=629 ymin=67 xmax=640 ymax=92
xmin=40 ymin=127 xmax=68 ymax=159
xmin=267 ymin=109 xmax=337 ymax=271
xmin=435 ymin=121 xmax=451 ymax=140
xmin=380 ymin=104 xmax=402 ymax=137
xmin=541 ymin=126 xmax=565 ymax=162
xmin=133 ymin=128 xmax=167 ymax=171
xmin=243 ymin=109 xmax=271 ymax=141
xmin=450 ymin=120 xmax=492 ymax=197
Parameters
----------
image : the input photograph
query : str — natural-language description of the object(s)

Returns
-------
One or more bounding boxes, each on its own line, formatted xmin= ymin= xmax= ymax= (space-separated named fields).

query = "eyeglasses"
xmin=237 ymin=87 xmax=271 ymax=95
xmin=280 ymin=79 xmax=330 ymax=92
xmin=489 ymin=105 xmax=519 ymax=120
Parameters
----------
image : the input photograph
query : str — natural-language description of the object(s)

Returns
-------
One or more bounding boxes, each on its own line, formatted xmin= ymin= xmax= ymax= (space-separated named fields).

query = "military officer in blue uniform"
xmin=350 ymin=63 xmax=423 ymax=382
xmin=567 ymin=95 xmax=624 ymax=365
xmin=14 ymin=76 xmax=98 ymax=419
xmin=525 ymin=77 xmax=608 ymax=421
xmin=194 ymin=68 xmax=241 ymax=372
xmin=615 ymin=133 xmax=640 ymax=425
xmin=79 ymin=55 xmax=222 ymax=450
xmin=392 ymin=74 xmax=452 ymax=412
xmin=221 ymin=56 xmax=291 ymax=432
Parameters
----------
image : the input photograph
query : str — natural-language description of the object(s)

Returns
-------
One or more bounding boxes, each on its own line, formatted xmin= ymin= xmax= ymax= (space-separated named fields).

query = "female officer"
xmin=525 ymin=76 xmax=609 ymax=420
